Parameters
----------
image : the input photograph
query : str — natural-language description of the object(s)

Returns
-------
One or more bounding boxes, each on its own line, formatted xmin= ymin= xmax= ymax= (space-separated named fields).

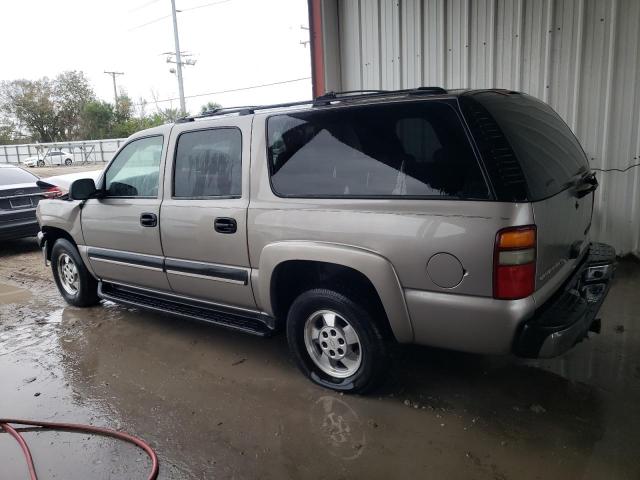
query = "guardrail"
xmin=0 ymin=138 xmax=127 ymax=165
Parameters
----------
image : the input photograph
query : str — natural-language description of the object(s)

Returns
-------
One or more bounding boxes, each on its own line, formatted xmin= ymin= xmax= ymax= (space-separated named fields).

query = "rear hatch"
xmin=460 ymin=92 xmax=595 ymax=298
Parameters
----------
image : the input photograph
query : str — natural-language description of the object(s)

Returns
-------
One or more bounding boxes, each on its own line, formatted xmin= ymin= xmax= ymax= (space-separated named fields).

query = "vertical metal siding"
xmin=324 ymin=0 xmax=640 ymax=256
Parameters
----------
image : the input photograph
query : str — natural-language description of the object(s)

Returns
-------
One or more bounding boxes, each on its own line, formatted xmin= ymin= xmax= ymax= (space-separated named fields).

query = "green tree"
xmin=0 ymin=71 xmax=95 ymax=142
xmin=80 ymin=101 xmax=114 ymax=140
xmin=114 ymin=91 xmax=133 ymax=124
xmin=1 ymin=78 xmax=59 ymax=142
xmin=200 ymin=101 xmax=222 ymax=114
xmin=54 ymin=71 xmax=95 ymax=139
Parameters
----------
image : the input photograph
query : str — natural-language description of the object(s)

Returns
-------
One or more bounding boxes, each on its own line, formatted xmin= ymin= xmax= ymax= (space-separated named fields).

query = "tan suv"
xmin=37 ymin=89 xmax=615 ymax=393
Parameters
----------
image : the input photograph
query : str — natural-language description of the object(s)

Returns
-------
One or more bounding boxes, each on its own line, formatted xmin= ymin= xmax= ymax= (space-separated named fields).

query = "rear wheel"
xmin=51 ymin=238 xmax=99 ymax=307
xmin=287 ymin=289 xmax=388 ymax=393
xmin=37 ymin=160 xmax=45 ymax=167
xmin=64 ymin=158 xmax=72 ymax=166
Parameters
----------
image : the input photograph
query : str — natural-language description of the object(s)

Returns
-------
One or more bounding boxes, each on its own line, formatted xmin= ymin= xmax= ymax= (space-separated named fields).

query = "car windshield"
xmin=0 ymin=167 xmax=38 ymax=186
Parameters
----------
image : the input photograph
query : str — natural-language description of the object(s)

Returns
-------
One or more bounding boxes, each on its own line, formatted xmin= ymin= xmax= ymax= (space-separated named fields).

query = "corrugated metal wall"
xmin=321 ymin=0 xmax=640 ymax=255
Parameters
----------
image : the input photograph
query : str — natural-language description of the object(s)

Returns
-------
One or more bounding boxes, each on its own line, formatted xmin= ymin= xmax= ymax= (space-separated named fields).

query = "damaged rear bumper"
xmin=514 ymin=242 xmax=616 ymax=358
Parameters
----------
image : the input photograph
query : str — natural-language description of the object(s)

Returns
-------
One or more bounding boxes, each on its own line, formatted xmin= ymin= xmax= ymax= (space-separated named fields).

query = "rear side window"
xmin=0 ymin=167 xmax=37 ymax=186
xmin=174 ymin=128 xmax=242 ymax=198
xmin=267 ymin=101 xmax=489 ymax=199
xmin=469 ymin=93 xmax=589 ymax=200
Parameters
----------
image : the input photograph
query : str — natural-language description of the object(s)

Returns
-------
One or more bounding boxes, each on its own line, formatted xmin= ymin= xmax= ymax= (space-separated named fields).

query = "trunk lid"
xmin=0 ymin=183 xmax=44 ymax=211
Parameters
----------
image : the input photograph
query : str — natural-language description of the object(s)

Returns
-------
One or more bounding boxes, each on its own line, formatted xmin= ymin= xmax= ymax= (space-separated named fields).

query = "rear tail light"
xmin=493 ymin=225 xmax=536 ymax=300
xmin=42 ymin=186 xmax=63 ymax=199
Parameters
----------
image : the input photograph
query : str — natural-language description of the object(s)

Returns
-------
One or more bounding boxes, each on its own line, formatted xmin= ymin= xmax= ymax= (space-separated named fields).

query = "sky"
xmin=0 ymin=0 xmax=312 ymax=114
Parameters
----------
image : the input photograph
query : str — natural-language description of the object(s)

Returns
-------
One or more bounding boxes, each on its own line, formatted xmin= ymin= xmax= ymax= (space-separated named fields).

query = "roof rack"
xmin=177 ymin=86 xmax=449 ymax=122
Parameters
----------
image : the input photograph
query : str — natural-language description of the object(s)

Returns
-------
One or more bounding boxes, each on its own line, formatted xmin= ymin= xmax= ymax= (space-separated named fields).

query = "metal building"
xmin=309 ymin=0 xmax=640 ymax=256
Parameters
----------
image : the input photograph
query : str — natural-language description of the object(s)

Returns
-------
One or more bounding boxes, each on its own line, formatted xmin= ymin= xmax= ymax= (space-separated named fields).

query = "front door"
xmin=160 ymin=117 xmax=256 ymax=309
xmin=81 ymin=134 xmax=171 ymax=291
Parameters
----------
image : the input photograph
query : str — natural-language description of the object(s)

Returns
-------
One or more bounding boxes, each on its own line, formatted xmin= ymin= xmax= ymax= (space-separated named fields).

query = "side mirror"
xmin=69 ymin=178 xmax=98 ymax=200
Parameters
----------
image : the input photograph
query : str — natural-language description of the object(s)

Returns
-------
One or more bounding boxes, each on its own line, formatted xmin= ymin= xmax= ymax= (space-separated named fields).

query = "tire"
xmin=64 ymin=158 xmax=72 ymax=166
xmin=37 ymin=160 xmax=45 ymax=167
xmin=51 ymin=238 xmax=100 ymax=307
xmin=286 ymin=288 xmax=388 ymax=393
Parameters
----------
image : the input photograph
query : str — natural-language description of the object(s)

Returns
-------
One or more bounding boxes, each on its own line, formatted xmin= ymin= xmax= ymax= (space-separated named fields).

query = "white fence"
xmin=0 ymin=138 xmax=127 ymax=165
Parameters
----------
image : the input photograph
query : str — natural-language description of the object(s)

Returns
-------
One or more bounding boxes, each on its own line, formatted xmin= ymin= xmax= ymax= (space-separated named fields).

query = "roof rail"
xmin=177 ymin=86 xmax=449 ymax=122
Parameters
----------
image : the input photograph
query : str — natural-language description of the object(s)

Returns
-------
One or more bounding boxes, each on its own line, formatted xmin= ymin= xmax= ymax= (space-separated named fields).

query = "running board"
xmin=98 ymin=281 xmax=275 ymax=337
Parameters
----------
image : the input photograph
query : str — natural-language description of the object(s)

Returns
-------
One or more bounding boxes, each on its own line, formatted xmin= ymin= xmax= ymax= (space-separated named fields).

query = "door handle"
xmin=140 ymin=212 xmax=158 ymax=227
xmin=214 ymin=217 xmax=237 ymax=234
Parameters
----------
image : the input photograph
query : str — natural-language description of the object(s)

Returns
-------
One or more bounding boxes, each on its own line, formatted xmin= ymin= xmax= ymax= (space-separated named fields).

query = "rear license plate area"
xmin=9 ymin=197 xmax=32 ymax=209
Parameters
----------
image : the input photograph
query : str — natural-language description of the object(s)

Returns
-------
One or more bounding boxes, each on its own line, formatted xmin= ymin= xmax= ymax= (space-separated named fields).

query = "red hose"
xmin=0 ymin=418 xmax=159 ymax=480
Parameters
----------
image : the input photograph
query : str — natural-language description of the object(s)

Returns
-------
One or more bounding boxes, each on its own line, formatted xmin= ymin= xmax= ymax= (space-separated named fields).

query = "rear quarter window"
xmin=467 ymin=93 xmax=589 ymax=200
xmin=266 ymin=101 xmax=489 ymax=199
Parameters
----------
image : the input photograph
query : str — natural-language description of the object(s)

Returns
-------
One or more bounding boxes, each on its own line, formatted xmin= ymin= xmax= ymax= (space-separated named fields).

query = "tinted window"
xmin=105 ymin=136 xmax=163 ymax=197
xmin=0 ymin=167 xmax=38 ymax=186
xmin=174 ymin=128 xmax=242 ymax=198
xmin=472 ymin=93 xmax=589 ymax=200
xmin=267 ymin=101 xmax=488 ymax=199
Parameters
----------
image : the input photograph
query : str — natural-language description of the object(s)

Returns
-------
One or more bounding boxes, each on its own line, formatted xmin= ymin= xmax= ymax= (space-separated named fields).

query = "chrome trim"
xmin=0 ymin=193 xmax=43 ymax=200
xmin=89 ymin=256 xmax=164 ymax=272
xmin=166 ymin=268 xmax=247 ymax=285
xmin=105 ymin=280 xmax=264 ymax=315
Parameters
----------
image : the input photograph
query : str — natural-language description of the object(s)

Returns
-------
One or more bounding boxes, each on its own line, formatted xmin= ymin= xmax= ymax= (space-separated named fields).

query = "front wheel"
xmin=286 ymin=289 xmax=388 ymax=393
xmin=37 ymin=160 xmax=45 ymax=167
xmin=64 ymin=158 xmax=72 ymax=166
xmin=51 ymin=238 xmax=100 ymax=307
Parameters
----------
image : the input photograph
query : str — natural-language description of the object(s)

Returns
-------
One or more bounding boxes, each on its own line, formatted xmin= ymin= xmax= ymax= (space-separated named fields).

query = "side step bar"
xmin=98 ymin=281 xmax=276 ymax=337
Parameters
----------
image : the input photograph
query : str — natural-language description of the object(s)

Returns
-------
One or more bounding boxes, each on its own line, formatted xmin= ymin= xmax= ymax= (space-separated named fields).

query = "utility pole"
xmin=170 ymin=0 xmax=186 ymax=114
xmin=104 ymin=71 xmax=124 ymax=105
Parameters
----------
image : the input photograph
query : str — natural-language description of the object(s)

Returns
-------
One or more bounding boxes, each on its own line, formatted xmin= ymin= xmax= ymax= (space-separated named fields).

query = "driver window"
xmin=105 ymin=136 xmax=163 ymax=197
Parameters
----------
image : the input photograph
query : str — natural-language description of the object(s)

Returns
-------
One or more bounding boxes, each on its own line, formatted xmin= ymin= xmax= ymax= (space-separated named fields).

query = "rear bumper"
xmin=513 ymin=242 xmax=616 ymax=358
xmin=0 ymin=211 xmax=39 ymax=240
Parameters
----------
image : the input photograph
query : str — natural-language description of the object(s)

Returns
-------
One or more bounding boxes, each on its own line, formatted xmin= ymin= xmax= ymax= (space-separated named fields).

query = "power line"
xmin=129 ymin=13 xmax=172 ymax=31
xmin=179 ymin=0 xmax=233 ymax=13
xmin=128 ymin=0 xmax=162 ymax=13
xmin=134 ymin=77 xmax=311 ymax=106
xmin=128 ymin=0 xmax=232 ymax=30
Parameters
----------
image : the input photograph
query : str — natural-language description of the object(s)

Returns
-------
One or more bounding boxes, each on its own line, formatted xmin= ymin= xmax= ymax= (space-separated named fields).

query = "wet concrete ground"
xmin=1 ymin=238 xmax=639 ymax=479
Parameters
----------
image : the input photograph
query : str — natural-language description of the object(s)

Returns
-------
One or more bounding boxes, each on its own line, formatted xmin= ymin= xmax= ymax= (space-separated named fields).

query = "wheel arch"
xmin=257 ymin=241 xmax=414 ymax=343
xmin=41 ymin=226 xmax=77 ymax=261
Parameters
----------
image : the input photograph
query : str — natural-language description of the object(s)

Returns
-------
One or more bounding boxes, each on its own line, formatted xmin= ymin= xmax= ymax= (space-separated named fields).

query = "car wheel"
xmin=37 ymin=160 xmax=45 ymax=167
xmin=286 ymin=288 xmax=388 ymax=393
xmin=51 ymin=238 xmax=100 ymax=307
xmin=64 ymin=158 xmax=72 ymax=166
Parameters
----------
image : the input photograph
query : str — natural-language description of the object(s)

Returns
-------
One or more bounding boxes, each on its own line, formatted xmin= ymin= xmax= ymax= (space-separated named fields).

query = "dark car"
xmin=0 ymin=164 xmax=59 ymax=242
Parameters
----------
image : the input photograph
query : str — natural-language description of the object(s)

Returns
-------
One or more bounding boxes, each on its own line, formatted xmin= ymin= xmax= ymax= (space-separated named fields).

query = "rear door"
xmin=466 ymin=93 xmax=593 ymax=294
xmin=159 ymin=116 xmax=256 ymax=309
xmin=81 ymin=133 xmax=170 ymax=291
